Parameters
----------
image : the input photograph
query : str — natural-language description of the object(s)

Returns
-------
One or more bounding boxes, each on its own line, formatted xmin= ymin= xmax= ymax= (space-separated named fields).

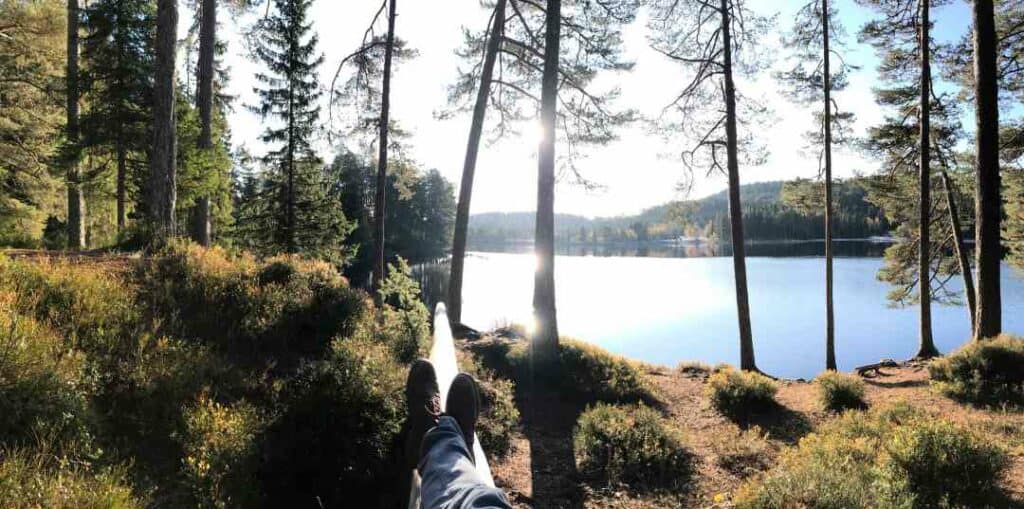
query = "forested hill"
xmin=468 ymin=180 xmax=891 ymax=243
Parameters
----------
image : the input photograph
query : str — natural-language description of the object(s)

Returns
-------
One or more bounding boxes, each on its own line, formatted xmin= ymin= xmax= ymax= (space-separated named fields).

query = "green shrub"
xmin=509 ymin=338 xmax=656 ymax=405
xmin=879 ymin=419 xmax=1006 ymax=508
xmin=816 ymin=371 xmax=867 ymax=412
xmin=458 ymin=350 xmax=519 ymax=459
xmin=0 ymin=296 xmax=95 ymax=457
xmin=137 ymin=242 xmax=369 ymax=363
xmin=574 ymin=403 xmax=691 ymax=491
xmin=0 ymin=450 xmax=141 ymax=509
xmin=377 ymin=257 xmax=430 ymax=363
xmin=735 ymin=404 xmax=1008 ymax=509
xmin=710 ymin=426 xmax=774 ymax=477
xmin=929 ymin=335 xmax=1024 ymax=406
xmin=706 ymin=367 xmax=778 ymax=420
xmin=181 ymin=394 xmax=261 ymax=508
xmin=259 ymin=337 xmax=406 ymax=507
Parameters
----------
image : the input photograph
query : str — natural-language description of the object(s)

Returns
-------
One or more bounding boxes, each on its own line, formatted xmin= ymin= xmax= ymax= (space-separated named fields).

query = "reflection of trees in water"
xmin=414 ymin=240 xmax=893 ymax=309
xmin=464 ymin=240 xmax=892 ymax=258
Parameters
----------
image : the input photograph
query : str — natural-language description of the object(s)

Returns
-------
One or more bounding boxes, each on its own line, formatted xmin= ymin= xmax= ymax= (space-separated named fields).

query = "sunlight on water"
xmin=449 ymin=251 xmax=1024 ymax=379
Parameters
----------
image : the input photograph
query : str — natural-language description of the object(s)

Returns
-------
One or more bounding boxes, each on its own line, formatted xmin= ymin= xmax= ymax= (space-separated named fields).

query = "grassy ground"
xmin=466 ymin=336 xmax=1024 ymax=508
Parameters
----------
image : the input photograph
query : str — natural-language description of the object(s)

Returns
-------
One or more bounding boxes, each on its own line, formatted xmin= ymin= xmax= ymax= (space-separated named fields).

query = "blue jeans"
xmin=419 ymin=416 xmax=512 ymax=509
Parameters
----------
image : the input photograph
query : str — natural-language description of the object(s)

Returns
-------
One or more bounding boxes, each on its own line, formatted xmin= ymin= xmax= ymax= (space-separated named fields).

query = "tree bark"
xmin=721 ymin=0 xmax=757 ymax=372
xmin=150 ymin=0 xmax=178 ymax=244
xmin=973 ymin=0 xmax=1001 ymax=340
xmin=116 ymin=130 xmax=126 ymax=233
xmin=822 ymin=0 xmax=836 ymax=371
xmin=940 ymin=168 xmax=976 ymax=331
xmin=373 ymin=0 xmax=398 ymax=299
xmin=448 ymin=0 xmax=507 ymax=326
xmin=191 ymin=0 xmax=216 ymax=247
xmin=532 ymin=0 xmax=561 ymax=373
xmin=66 ymin=0 xmax=84 ymax=250
xmin=916 ymin=0 xmax=938 ymax=359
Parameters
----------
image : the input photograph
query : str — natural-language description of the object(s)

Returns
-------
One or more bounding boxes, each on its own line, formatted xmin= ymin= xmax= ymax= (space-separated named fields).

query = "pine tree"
xmin=248 ymin=0 xmax=350 ymax=259
xmin=80 ymin=0 xmax=154 ymax=235
xmin=442 ymin=0 xmax=638 ymax=326
xmin=150 ymin=0 xmax=178 ymax=243
xmin=776 ymin=0 xmax=857 ymax=371
xmin=858 ymin=0 xmax=951 ymax=359
xmin=648 ymin=0 xmax=772 ymax=372
xmin=0 ymin=0 xmax=65 ymax=245
xmin=65 ymin=0 xmax=85 ymax=249
xmin=190 ymin=0 xmax=217 ymax=246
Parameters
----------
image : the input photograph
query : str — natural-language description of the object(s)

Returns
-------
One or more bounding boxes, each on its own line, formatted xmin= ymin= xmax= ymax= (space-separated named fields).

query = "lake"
xmin=415 ymin=241 xmax=1024 ymax=379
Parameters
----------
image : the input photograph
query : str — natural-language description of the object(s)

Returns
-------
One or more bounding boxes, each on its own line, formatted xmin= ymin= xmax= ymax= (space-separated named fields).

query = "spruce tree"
xmin=80 ymin=0 xmax=155 ymax=235
xmin=249 ymin=0 xmax=350 ymax=259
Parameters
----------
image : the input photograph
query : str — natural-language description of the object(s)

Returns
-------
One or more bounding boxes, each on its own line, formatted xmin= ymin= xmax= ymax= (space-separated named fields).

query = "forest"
xmin=1 ymin=0 xmax=1024 ymax=507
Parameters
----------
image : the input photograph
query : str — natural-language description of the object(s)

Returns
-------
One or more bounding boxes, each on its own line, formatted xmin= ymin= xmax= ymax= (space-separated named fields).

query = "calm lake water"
xmin=416 ymin=241 xmax=1024 ymax=379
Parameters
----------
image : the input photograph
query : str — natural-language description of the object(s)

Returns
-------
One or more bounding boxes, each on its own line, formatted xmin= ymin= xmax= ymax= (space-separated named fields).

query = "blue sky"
xmin=188 ymin=0 xmax=981 ymax=218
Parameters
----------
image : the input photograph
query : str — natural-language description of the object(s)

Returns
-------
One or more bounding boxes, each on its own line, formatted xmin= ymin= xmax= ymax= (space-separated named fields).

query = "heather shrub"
xmin=0 ymin=450 xmax=141 ymax=509
xmin=259 ymin=337 xmax=406 ymax=507
xmin=706 ymin=367 xmax=778 ymax=420
xmin=816 ymin=371 xmax=867 ymax=412
xmin=929 ymin=335 xmax=1024 ymax=406
xmin=574 ymin=403 xmax=692 ymax=491
xmin=735 ymin=404 xmax=1008 ymax=509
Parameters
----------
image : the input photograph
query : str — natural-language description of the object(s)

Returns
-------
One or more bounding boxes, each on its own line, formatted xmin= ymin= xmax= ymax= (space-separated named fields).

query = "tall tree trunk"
xmin=448 ymin=0 xmax=507 ymax=326
xmin=191 ymin=0 xmax=216 ymax=247
xmin=916 ymin=0 xmax=938 ymax=358
xmin=116 ymin=131 xmax=126 ymax=233
xmin=940 ymin=168 xmax=976 ymax=330
xmin=532 ymin=0 xmax=561 ymax=373
xmin=150 ymin=0 xmax=178 ymax=244
xmin=973 ymin=0 xmax=1001 ymax=340
xmin=721 ymin=0 xmax=757 ymax=372
xmin=373 ymin=0 xmax=398 ymax=299
xmin=822 ymin=0 xmax=836 ymax=371
xmin=66 ymin=0 xmax=84 ymax=250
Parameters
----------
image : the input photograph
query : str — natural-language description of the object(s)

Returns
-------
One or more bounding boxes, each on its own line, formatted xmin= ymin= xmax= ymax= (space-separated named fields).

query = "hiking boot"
xmin=445 ymin=373 xmax=480 ymax=457
xmin=405 ymin=359 xmax=441 ymax=470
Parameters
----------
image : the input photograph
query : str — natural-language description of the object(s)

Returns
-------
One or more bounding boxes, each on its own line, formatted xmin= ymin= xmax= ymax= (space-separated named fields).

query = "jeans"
xmin=419 ymin=416 xmax=513 ymax=509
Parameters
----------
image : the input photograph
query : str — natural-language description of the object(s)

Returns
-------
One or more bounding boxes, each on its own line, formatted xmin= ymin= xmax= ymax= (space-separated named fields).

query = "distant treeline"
xmin=468 ymin=180 xmax=890 ymax=244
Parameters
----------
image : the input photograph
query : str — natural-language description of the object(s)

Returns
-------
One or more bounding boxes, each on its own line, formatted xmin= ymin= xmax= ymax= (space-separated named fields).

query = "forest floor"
xmin=464 ymin=336 xmax=1024 ymax=509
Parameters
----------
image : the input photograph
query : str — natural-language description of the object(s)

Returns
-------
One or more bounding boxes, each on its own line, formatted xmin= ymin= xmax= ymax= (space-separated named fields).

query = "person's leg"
xmin=417 ymin=373 xmax=512 ymax=509
xmin=418 ymin=416 xmax=511 ymax=509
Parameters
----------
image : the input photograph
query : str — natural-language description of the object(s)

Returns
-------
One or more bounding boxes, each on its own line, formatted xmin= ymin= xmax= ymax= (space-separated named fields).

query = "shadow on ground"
xmin=515 ymin=383 xmax=586 ymax=509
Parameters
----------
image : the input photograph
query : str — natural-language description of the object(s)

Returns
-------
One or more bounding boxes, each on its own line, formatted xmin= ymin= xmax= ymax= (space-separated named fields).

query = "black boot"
xmin=445 ymin=373 xmax=480 ymax=458
xmin=404 ymin=359 xmax=441 ymax=470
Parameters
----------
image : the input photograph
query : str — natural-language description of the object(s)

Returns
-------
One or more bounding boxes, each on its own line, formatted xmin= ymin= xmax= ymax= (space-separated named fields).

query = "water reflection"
xmin=412 ymin=240 xmax=1021 ymax=379
xmin=466 ymin=239 xmax=891 ymax=258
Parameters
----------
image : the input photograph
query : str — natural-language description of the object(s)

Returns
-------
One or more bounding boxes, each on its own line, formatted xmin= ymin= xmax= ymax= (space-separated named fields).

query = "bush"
xmin=377 ymin=257 xmax=430 ymax=363
xmin=137 ymin=242 xmax=368 ymax=364
xmin=259 ymin=337 xmax=406 ymax=508
xmin=710 ymin=426 xmax=774 ymax=477
xmin=458 ymin=350 xmax=519 ymax=459
xmin=0 ymin=293 xmax=95 ymax=457
xmin=509 ymin=338 xmax=656 ymax=406
xmin=816 ymin=371 xmax=867 ymax=412
xmin=574 ymin=403 xmax=691 ymax=491
xmin=929 ymin=335 xmax=1024 ymax=406
xmin=880 ymin=419 xmax=1006 ymax=508
xmin=706 ymin=367 xmax=778 ymax=420
xmin=735 ymin=404 xmax=1008 ymax=509
xmin=181 ymin=394 xmax=261 ymax=508
xmin=0 ymin=450 xmax=141 ymax=509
